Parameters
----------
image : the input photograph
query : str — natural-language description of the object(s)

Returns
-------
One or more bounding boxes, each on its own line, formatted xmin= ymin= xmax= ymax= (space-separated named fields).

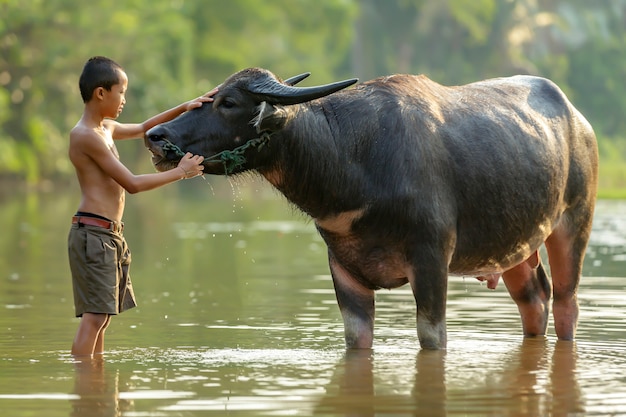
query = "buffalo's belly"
xmin=356 ymin=249 xmax=412 ymax=289
xmin=329 ymin=246 xmax=532 ymax=288
xmin=329 ymin=245 xmax=412 ymax=290
xmin=317 ymin=208 xmax=557 ymax=289
xmin=324 ymin=233 xmax=547 ymax=290
xmin=448 ymin=241 xmax=536 ymax=276
xmin=448 ymin=256 xmax=526 ymax=277
xmin=449 ymin=219 xmax=553 ymax=275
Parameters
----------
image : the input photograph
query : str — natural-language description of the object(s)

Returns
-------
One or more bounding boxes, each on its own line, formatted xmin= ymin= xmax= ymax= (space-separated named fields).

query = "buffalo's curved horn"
xmin=248 ymin=76 xmax=358 ymax=105
xmin=284 ymin=72 xmax=310 ymax=86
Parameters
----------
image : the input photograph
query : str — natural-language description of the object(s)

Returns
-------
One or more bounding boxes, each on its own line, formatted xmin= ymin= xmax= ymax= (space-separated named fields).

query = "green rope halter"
xmin=160 ymin=132 xmax=271 ymax=175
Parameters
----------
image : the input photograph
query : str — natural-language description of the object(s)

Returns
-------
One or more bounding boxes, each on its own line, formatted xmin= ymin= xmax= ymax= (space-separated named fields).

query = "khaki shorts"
xmin=68 ymin=222 xmax=136 ymax=317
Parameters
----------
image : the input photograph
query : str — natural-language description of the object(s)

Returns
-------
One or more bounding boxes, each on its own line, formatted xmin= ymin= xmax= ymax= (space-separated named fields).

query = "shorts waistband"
xmin=72 ymin=216 xmax=124 ymax=233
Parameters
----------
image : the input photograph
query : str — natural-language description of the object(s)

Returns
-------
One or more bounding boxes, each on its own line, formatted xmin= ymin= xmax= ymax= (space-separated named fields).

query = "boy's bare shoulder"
xmin=70 ymin=122 xmax=96 ymax=144
xmin=70 ymin=122 xmax=107 ymax=156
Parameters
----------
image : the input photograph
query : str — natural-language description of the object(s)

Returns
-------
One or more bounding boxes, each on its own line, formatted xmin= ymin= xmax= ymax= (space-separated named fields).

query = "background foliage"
xmin=1 ymin=0 xmax=625 ymax=195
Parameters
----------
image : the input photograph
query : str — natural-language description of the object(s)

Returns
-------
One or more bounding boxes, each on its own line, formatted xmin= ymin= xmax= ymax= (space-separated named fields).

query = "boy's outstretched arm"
xmin=71 ymin=126 xmax=205 ymax=194
xmin=109 ymin=87 xmax=218 ymax=140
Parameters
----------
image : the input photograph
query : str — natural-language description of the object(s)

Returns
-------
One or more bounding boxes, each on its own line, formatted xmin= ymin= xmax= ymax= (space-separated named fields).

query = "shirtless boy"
xmin=68 ymin=56 xmax=216 ymax=357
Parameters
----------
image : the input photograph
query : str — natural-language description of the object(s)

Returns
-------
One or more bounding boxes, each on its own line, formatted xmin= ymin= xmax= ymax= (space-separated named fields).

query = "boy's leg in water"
xmin=94 ymin=315 xmax=112 ymax=355
xmin=71 ymin=313 xmax=110 ymax=356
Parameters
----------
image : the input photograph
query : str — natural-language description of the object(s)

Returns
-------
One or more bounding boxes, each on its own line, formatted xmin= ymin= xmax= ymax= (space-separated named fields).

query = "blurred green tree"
xmin=0 ymin=0 xmax=624 ymax=192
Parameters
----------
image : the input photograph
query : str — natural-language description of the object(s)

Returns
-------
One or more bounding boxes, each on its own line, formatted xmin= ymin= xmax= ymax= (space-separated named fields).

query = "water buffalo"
xmin=145 ymin=67 xmax=598 ymax=350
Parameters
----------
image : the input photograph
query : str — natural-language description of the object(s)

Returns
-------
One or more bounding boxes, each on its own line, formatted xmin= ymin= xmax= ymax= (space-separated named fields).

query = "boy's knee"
xmin=82 ymin=312 xmax=110 ymax=329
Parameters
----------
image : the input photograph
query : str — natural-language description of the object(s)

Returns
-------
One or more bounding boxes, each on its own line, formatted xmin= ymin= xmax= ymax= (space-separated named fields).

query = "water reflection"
xmin=319 ymin=349 xmax=377 ymax=416
xmin=316 ymin=339 xmax=584 ymax=417
xmin=550 ymin=342 xmax=584 ymax=417
xmin=70 ymin=357 xmax=131 ymax=417
xmin=1 ymin=189 xmax=626 ymax=416
xmin=69 ymin=356 xmax=199 ymax=416
xmin=318 ymin=349 xmax=449 ymax=416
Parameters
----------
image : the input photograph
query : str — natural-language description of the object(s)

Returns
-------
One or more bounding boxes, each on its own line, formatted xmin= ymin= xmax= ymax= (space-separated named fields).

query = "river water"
xmin=0 ymin=178 xmax=625 ymax=416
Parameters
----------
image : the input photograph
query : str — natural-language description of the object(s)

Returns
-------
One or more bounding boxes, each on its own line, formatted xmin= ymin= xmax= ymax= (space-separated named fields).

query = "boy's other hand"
xmin=177 ymin=153 xmax=205 ymax=179
xmin=184 ymin=87 xmax=219 ymax=111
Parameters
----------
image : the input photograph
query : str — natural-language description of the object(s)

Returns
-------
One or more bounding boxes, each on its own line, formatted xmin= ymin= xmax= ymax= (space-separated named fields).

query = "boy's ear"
xmin=94 ymin=87 xmax=105 ymax=101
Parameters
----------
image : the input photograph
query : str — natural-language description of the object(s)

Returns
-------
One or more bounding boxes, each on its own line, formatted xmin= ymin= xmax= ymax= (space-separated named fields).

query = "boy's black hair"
xmin=78 ymin=56 xmax=124 ymax=103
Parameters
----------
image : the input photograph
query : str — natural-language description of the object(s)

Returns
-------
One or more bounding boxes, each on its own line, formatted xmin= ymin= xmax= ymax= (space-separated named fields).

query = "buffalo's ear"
xmin=253 ymin=102 xmax=289 ymax=133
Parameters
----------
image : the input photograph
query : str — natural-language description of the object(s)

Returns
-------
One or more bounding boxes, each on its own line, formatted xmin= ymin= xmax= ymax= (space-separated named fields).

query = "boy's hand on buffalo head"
xmin=176 ymin=153 xmax=205 ymax=179
xmin=185 ymin=87 xmax=219 ymax=111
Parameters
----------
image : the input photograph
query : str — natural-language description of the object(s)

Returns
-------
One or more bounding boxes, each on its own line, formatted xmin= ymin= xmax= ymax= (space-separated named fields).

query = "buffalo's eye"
xmin=220 ymin=98 xmax=236 ymax=109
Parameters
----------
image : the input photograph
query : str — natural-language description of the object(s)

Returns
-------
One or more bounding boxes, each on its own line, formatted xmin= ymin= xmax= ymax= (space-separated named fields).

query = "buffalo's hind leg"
xmin=502 ymin=252 xmax=552 ymax=337
xmin=329 ymin=255 xmax=375 ymax=349
xmin=545 ymin=206 xmax=594 ymax=340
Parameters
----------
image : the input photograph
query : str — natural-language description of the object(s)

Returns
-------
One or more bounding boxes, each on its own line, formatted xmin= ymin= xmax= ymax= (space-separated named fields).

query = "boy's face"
xmin=100 ymin=70 xmax=128 ymax=119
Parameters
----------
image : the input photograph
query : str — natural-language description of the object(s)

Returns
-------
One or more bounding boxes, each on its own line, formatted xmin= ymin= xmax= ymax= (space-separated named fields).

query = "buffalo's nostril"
xmin=148 ymin=133 xmax=164 ymax=143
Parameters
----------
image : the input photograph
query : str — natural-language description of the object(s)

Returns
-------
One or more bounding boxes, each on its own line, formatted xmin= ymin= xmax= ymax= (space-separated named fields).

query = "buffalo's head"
xmin=145 ymin=67 xmax=357 ymax=175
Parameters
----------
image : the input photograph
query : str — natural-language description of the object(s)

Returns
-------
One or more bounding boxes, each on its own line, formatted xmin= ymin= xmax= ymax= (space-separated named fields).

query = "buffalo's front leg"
xmin=329 ymin=255 xmax=375 ymax=349
xmin=410 ymin=262 xmax=448 ymax=350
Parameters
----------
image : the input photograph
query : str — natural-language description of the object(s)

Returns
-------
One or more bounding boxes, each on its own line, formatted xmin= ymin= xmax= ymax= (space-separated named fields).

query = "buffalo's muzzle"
xmin=145 ymin=125 xmax=168 ymax=148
